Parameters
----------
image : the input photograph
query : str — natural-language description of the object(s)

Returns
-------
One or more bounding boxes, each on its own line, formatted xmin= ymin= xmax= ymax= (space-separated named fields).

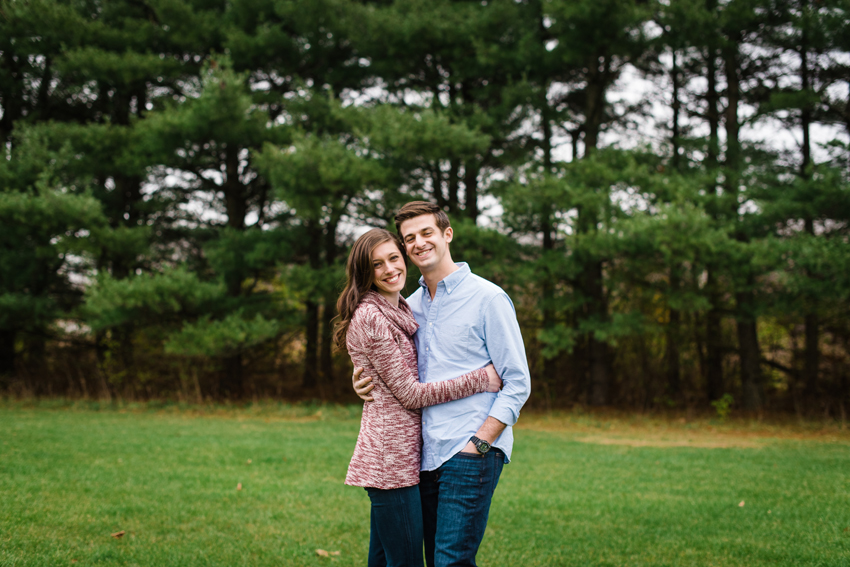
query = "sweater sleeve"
xmin=366 ymin=325 xmax=489 ymax=410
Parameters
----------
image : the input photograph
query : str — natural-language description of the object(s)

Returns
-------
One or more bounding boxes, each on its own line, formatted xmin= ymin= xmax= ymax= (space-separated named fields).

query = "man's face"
xmin=399 ymin=214 xmax=453 ymax=273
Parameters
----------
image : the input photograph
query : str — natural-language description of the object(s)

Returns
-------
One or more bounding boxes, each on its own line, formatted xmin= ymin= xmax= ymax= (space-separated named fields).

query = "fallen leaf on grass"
xmin=71 ymin=560 xmax=78 ymax=563
xmin=236 ymin=482 xmax=242 ymax=491
xmin=111 ymin=530 xmax=125 ymax=538
xmin=247 ymin=459 xmax=252 ymax=464
xmin=738 ymin=501 xmax=745 ymax=507
xmin=316 ymin=549 xmax=340 ymax=557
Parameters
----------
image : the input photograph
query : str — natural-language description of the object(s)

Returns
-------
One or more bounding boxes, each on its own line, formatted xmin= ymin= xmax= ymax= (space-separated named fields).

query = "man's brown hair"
xmin=394 ymin=201 xmax=451 ymax=234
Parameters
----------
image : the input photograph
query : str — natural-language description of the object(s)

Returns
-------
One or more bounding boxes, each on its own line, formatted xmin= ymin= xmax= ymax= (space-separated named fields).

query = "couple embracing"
xmin=333 ymin=201 xmax=531 ymax=567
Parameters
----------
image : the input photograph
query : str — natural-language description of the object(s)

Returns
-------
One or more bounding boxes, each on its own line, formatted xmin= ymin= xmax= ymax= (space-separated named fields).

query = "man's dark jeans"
xmin=365 ymin=484 xmax=425 ymax=567
xmin=419 ymin=448 xmax=505 ymax=567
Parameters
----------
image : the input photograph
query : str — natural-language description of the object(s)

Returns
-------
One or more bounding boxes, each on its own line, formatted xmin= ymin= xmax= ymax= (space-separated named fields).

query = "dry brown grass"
xmin=515 ymin=408 xmax=850 ymax=448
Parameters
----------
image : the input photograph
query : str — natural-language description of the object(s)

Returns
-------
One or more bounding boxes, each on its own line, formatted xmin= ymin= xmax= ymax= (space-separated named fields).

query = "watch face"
xmin=478 ymin=440 xmax=491 ymax=452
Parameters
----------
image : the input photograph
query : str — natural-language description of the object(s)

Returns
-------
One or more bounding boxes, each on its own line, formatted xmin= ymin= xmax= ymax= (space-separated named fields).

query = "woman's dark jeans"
xmin=365 ymin=484 xmax=425 ymax=567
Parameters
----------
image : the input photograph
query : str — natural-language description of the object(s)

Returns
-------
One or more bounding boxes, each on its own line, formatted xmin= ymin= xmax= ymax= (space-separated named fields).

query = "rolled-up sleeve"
xmin=482 ymin=293 xmax=531 ymax=426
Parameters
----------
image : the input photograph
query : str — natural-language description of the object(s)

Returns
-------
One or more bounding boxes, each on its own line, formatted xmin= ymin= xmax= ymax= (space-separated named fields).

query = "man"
xmin=352 ymin=201 xmax=531 ymax=567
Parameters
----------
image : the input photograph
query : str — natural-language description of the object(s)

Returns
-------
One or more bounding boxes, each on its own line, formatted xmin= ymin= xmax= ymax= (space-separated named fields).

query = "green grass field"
xmin=1 ymin=402 xmax=849 ymax=566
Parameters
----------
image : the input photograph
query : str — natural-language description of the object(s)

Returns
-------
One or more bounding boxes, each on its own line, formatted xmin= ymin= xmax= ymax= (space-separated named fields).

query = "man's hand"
xmin=352 ymin=366 xmax=374 ymax=402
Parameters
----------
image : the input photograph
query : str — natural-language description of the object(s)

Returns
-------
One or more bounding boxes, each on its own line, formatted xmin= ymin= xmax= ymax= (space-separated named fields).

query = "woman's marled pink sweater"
xmin=344 ymin=291 xmax=488 ymax=489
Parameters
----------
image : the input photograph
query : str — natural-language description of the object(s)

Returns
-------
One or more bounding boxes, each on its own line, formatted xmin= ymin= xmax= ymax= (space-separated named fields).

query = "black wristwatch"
xmin=470 ymin=436 xmax=491 ymax=454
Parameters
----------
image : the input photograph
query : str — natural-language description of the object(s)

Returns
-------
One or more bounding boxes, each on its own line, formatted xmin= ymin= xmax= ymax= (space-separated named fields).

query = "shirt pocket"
xmin=437 ymin=323 xmax=470 ymax=360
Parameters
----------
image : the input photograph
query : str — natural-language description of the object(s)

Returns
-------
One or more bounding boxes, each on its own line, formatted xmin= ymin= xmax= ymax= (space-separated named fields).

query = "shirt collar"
xmin=417 ymin=262 xmax=471 ymax=295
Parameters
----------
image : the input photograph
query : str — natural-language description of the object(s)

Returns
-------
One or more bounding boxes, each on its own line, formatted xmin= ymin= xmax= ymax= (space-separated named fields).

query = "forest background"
xmin=1 ymin=0 xmax=849 ymax=417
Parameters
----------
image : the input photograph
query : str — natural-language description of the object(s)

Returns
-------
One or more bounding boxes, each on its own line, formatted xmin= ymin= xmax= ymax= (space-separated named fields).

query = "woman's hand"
xmin=484 ymin=364 xmax=502 ymax=393
xmin=352 ymin=367 xmax=374 ymax=402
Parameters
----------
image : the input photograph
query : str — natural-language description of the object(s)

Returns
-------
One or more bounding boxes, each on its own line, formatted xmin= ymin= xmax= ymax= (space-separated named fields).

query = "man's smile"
xmin=415 ymin=247 xmax=433 ymax=259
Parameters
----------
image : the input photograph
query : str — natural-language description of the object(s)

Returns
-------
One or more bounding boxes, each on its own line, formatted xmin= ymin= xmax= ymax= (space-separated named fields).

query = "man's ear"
xmin=444 ymin=227 xmax=453 ymax=244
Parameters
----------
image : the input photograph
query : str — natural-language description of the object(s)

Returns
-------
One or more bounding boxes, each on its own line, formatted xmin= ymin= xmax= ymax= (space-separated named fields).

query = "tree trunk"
xmin=801 ymin=209 xmax=818 ymax=411
xmin=582 ymin=53 xmax=608 ymax=153
xmin=432 ymin=164 xmax=447 ymax=210
xmin=320 ymin=297 xmax=335 ymax=383
xmin=703 ymin=27 xmax=724 ymax=402
xmin=736 ymin=291 xmax=763 ymax=410
xmin=589 ymin=334 xmax=610 ymax=406
xmin=303 ymin=300 xmax=320 ymax=389
xmin=581 ymin=53 xmax=611 ymax=406
xmin=95 ymin=329 xmax=107 ymax=370
xmin=586 ymin=260 xmax=610 ymax=406
xmin=302 ymin=220 xmax=323 ymax=389
xmin=319 ymin=220 xmax=339 ymax=383
xmin=724 ymin=41 xmax=764 ymax=411
xmin=224 ymin=147 xmax=247 ymax=231
xmin=799 ymin=20 xmax=820 ymax=407
xmin=219 ymin=144 xmax=249 ymax=397
xmin=705 ymin=0 xmax=721 ymax=170
xmin=447 ymin=157 xmax=460 ymax=215
xmin=135 ymin=84 xmax=147 ymax=119
xmin=115 ymin=325 xmax=136 ymax=390
xmin=665 ymin=52 xmax=682 ymax=400
xmin=540 ymin=102 xmax=559 ymax=388
xmin=671 ymin=50 xmax=682 ymax=171
xmin=105 ymin=270 xmax=136 ymax=386
xmin=463 ymin=161 xmax=479 ymax=221
xmin=35 ymin=57 xmax=53 ymax=118
xmin=221 ymin=353 xmax=244 ymax=398
xmin=104 ymin=89 xmax=145 ymax=391
xmin=705 ymin=297 xmax=724 ymax=401
xmin=723 ymin=46 xmax=741 ymax=179
xmin=804 ymin=312 xmax=819 ymax=401
xmin=666 ymin=298 xmax=682 ymax=400
xmin=0 ymin=329 xmax=16 ymax=382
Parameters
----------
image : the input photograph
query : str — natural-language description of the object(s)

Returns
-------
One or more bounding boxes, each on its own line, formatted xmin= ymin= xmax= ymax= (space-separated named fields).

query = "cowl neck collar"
xmin=361 ymin=290 xmax=419 ymax=336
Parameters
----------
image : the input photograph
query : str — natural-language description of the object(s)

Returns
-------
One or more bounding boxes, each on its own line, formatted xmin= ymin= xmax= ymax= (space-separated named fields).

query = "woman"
xmin=333 ymin=228 xmax=501 ymax=567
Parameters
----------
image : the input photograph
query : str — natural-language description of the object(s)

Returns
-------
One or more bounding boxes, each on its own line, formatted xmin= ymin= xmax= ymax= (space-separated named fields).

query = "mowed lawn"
xmin=1 ymin=404 xmax=849 ymax=567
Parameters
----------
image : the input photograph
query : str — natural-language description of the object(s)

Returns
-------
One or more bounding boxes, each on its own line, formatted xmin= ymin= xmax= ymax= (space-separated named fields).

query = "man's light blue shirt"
xmin=406 ymin=263 xmax=531 ymax=471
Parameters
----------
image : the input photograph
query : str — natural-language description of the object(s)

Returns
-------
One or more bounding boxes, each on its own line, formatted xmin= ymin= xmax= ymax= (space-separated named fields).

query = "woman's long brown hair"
xmin=332 ymin=228 xmax=407 ymax=352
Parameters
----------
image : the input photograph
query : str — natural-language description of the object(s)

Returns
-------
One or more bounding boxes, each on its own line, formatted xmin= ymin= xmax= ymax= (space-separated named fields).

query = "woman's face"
xmin=371 ymin=240 xmax=406 ymax=301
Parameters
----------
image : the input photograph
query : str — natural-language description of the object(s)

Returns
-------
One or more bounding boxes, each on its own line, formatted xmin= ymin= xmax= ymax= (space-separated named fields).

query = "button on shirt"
xmin=406 ymin=263 xmax=532 ymax=471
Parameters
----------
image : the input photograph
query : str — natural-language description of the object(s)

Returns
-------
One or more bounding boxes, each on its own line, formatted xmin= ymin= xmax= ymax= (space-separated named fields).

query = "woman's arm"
xmin=364 ymin=328 xmax=491 ymax=410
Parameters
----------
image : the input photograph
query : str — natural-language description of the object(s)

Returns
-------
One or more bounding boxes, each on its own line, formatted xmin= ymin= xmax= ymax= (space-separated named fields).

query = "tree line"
xmin=1 ymin=0 xmax=849 ymax=415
